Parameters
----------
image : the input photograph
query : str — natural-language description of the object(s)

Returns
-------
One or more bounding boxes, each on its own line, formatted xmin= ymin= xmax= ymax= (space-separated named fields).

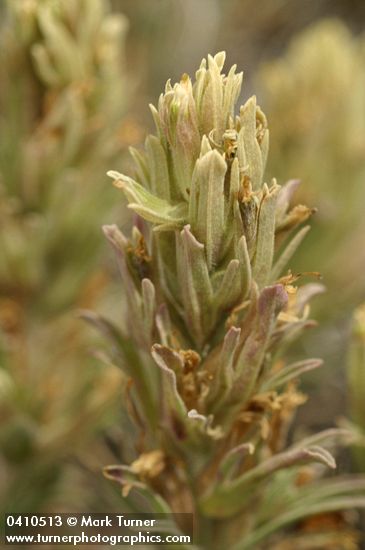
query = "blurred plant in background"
xmin=97 ymin=53 xmax=365 ymax=549
xmin=114 ymin=0 xmax=365 ymax=112
xmin=0 ymin=0 xmax=131 ymax=312
xmin=257 ymin=19 xmax=365 ymax=318
xmin=0 ymin=0 xmax=131 ymax=516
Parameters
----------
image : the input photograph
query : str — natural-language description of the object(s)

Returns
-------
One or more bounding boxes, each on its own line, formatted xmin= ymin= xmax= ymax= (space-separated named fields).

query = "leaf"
xmin=129 ymin=146 xmax=150 ymax=190
xmin=291 ymin=428 xmax=357 ymax=451
xmin=272 ymin=317 xmax=317 ymax=350
xmin=199 ymin=53 xmax=224 ymax=137
xmin=213 ymin=259 xmax=241 ymax=310
xmin=80 ymin=310 xmax=157 ymax=428
xmin=151 ymin=344 xmax=187 ymax=421
xmin=213 ymin=236 xmax=251 ymax=312
xmin=200 ymin=445 xmax=336 ymax=518
xmin=275 ymin=179 xmax=301 ymax=223
xmin=262 ymin=358 xmax=323 ymax=390
xmin=103 ymin=465 xmax=173 ymax=513
xmin=295 ymin=283 xmax=326 ymax=315
xmin=155 ymin=304 xmax=173 ymax=347
xmin=252 ymin=183 xmax=280 ymax=288
xmin=234 ymin=477 xmax=365 ymax=550
xmin=226 ymin=157 xmax=240 ymax=218
xmin=223 ymin=65 xmax=243 ymax=128
xmin=237 ymin=96 xmax=264 ymax=190
xmin=149 ymin=103 xmax=164 ymax=141
xmin=189 ymin=150 xmax=227 ymax=269
xmin=154 ymin=233 xmax=184 ymax=317
xmin=219 ymin=442 xmax=255 ymax=480
xmin=107 ymin=171 xmax=187 ymax=227
xmin=232 ymin=284 xmax=288 ymax=404
xmin=145 ymin=135 xmax=170 ymax=200
xmin=236 ymin=234 xmax=252 ymax=300
xmin=176 ymin=225 xmax=213 ymax=346
xmin=209 ymin=326 xmax=241 ymax=409
xmin=102 ymin=224 xmax=150 ymax=347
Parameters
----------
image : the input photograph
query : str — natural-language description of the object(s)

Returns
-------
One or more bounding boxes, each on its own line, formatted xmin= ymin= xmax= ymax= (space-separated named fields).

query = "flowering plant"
xmin=94 ymin=52 xmax=365 ymax=548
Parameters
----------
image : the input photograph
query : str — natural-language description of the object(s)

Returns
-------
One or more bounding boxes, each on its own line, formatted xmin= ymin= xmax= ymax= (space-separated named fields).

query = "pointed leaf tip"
xmin=102 ymin=224 xmax=127 ymax=249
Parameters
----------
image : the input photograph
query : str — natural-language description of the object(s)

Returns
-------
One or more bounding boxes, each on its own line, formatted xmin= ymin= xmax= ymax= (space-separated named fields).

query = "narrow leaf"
xmin=189 ymin=150 xmax=227 ymax=269
xmin=107 ymin=171 xmax=187 ymax=227
xmin=271 ymin=225 xmax=310 ymax=281
xmin=201 ymin=445 xmax=336 ymax=517
xmin=263 ymin=358 xmax=323 ymax=390
xmin=151 ymin=344 xmax=187 ymax=420
xmin=232 ymin=285 xmax=288 ymax=404
xmin=252 ymin=183 xmax=280 ymax=288
xmin=176 ymin=225 xmax=213 ymax=345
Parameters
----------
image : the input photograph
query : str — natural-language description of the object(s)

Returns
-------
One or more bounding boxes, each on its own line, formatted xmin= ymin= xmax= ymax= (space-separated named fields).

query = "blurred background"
xmin=0 ymin=0 xmax=364 ymax=535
